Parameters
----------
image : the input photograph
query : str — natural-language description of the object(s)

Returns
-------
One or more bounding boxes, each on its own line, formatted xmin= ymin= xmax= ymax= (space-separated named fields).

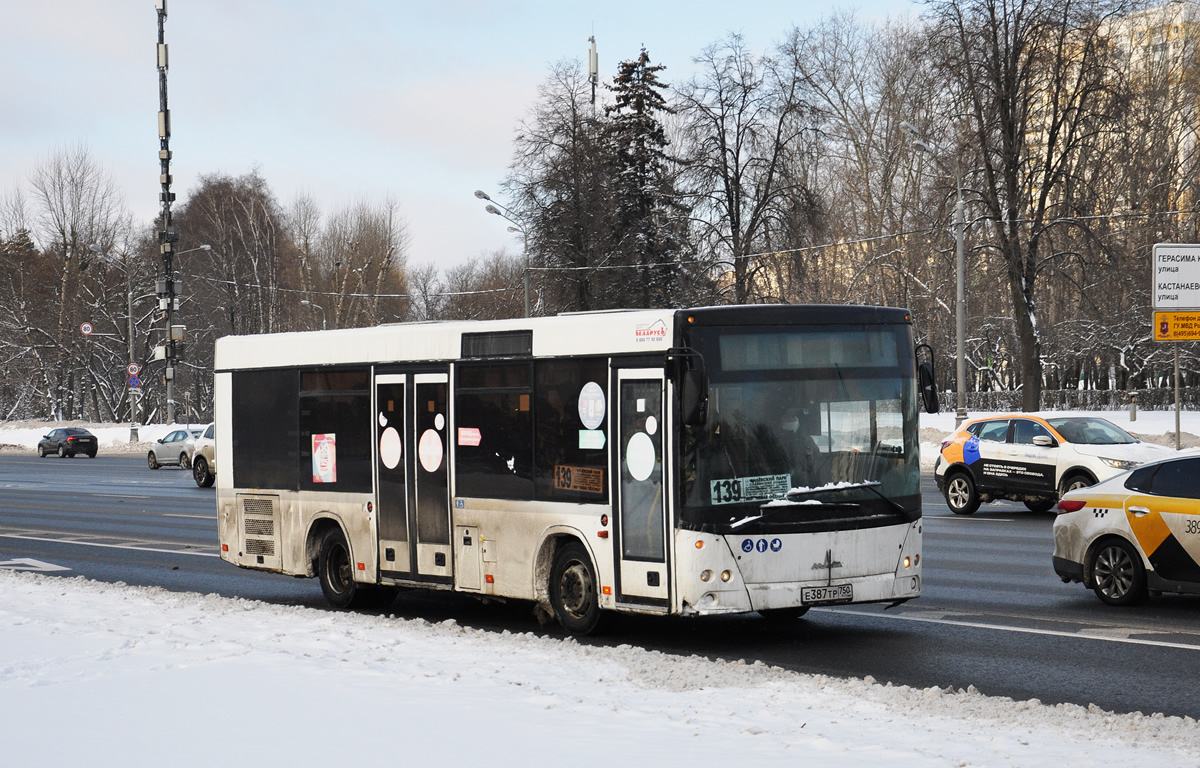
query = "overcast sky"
xmin=1 ymin=0 xmax=915 ymax=270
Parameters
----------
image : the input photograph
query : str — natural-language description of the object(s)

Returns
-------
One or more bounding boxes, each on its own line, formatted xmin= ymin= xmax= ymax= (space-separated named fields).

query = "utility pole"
xmin=155 ymin=0 xmax=181 ymax=424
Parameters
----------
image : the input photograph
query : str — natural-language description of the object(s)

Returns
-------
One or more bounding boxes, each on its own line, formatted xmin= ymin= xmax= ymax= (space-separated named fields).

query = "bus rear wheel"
xmin=549 ymin=542 xmax=601 ymax=635
xmin=319 ymin=528 xmax=361 ymax=609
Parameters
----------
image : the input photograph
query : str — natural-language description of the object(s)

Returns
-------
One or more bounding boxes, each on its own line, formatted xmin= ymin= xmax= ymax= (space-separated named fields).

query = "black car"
xmin=38 ymin=428 xmax=98 ymax=458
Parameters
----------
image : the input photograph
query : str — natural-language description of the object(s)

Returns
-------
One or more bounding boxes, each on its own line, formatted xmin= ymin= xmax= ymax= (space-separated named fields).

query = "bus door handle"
xmin=1129 ymin=506 xmax=1151 ymax=518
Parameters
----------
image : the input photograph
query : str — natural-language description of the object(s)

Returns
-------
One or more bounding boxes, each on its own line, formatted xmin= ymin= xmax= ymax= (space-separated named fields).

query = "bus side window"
xmin=456 ymin=363 xmax=535 ymax=500
xmin=534 ymin=358 xmax=608 ymax=503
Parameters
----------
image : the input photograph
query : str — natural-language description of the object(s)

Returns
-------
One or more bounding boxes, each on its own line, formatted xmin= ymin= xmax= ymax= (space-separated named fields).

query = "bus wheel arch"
xmin=306 ymin=516 xmax=346 ymax=578
xmin=317 ymin=525 xmax=365 ymax=610
xmin=536 ymin=534 xmax=602 ymax=635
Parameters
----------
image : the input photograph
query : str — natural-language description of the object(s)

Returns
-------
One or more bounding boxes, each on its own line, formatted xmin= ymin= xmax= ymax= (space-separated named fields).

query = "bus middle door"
xmin=614 ymin=368 xmax=669 ymax=608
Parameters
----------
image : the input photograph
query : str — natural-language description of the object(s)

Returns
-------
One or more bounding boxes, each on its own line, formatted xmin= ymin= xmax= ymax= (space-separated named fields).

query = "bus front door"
xmin=614 ymin=369 xmax=669 ymax=606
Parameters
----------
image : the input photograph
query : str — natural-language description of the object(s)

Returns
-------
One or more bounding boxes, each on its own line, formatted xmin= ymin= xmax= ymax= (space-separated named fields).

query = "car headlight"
xmin=1100 ymin=457 xmax=1141 ymax=470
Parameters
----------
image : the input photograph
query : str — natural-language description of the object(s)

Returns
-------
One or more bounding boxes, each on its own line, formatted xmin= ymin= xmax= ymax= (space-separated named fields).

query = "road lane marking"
xmin=0 ymin=557 xmax=71 ymax=572
xmin=923 ymin=516 xmax=1017 ymax=523
xmin=162 ymin=513 xmax=217 ymax=519
xmin=820 ymin=607 xmax=1200 ymax=651
xmin=0 ymin=532 xmax=219 ymax=557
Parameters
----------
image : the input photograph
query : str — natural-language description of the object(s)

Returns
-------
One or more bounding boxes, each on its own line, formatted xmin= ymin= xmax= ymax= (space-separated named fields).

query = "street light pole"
xmin=89 ymin=243 xmax=140 ymax=441
xmin=475 ymin=190 xmax=530 ymax=317
xmin=901 ymin=121 xmax=969 ymax=428
xmin=300 ymin=299 xmax=327 ymax=330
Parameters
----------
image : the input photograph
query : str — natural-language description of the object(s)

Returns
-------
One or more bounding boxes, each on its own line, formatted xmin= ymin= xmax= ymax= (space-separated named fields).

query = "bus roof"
xmin=213 ymin=304 xmax=911 ymax=371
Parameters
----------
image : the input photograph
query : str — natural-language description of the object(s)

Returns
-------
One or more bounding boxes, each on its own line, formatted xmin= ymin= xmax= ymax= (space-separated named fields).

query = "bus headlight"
xmin=720 ymin=570 xmax=732 ymax=582
xmin=700 ymin=570 xmax=713 ymax=582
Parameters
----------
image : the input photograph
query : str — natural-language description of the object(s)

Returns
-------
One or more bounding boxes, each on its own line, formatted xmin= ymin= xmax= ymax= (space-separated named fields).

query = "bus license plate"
xmin=802 ymin=584 xmax=853 ymax=604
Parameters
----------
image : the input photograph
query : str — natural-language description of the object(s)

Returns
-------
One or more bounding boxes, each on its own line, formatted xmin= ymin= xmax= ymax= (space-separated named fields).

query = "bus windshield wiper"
xmin=758 ymin=480 xmax=906 ymax=516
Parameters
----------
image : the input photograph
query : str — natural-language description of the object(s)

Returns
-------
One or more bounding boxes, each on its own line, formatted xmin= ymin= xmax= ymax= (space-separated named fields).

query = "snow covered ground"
xmin=2 ymin=573 xmax=1199 ymax=767
xmin=2 ymin=410 xmax=1199 ymax=765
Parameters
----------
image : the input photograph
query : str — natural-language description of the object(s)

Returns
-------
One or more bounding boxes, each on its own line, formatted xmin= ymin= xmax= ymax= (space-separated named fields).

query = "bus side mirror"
xmin=918 ymin=362 xmax=939 ymax=415
xmin=681 ymin=369 xmax=709 ymax=427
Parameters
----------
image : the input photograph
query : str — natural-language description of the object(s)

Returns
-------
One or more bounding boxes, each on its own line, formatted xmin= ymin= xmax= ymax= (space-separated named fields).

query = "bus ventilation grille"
xmin=239 ymin=494 xmax=280 ymax=562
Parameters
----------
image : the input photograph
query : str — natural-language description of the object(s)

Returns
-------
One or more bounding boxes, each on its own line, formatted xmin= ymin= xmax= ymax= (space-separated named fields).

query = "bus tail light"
xmin=597 ymin=530 xmax=609 ymax=538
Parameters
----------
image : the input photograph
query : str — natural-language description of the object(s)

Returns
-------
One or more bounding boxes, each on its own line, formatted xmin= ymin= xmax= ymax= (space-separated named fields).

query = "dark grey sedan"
xmin=38 ymin=428 xmax=98 ymax=458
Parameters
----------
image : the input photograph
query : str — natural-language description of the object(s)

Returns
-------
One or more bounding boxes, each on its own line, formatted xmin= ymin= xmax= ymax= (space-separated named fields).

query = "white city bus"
xmin=214 ymin=305 xmax=927 ymax=634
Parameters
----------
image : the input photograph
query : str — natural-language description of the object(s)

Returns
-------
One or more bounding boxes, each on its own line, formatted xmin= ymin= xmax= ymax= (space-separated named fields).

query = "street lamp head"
xmin=899 ymin=120 xmax=922 ymax=140
xmin=88 ymin=243 xmax=103 ymax=254
xmin=485 ymin=204 xmax=502 ymax=216
xmin=474 ymin=190 xmax=491 ymax=201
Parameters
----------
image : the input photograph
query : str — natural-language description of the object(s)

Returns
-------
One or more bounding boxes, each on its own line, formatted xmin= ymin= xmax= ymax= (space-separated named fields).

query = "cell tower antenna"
xmin=588 ymin=34 xmax=598 ymax=108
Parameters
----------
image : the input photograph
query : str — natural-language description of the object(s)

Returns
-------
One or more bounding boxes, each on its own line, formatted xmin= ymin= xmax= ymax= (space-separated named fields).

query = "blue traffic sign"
xmin=128 ymin=375 xmax=141 ymax=388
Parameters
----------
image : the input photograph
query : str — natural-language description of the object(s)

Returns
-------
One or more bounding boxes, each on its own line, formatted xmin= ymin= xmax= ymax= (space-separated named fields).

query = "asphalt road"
xmin=2 ymin=453 xmax=1198 ymax=717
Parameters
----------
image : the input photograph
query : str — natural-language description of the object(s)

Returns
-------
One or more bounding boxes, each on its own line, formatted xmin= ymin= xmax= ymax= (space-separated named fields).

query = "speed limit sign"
xmin=127 ymin=363 xmax=141 ymax=376
xmin=79 ymin=322 xmax=93 ymax=336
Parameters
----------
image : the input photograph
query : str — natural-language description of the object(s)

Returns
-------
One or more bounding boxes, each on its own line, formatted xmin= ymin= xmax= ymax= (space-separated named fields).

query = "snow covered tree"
xmin=603 ymin=48 xmax=698 ymax=307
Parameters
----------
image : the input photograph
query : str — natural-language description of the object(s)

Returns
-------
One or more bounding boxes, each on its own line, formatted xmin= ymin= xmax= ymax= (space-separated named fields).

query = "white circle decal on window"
xmin=645 ymin=415 xmax=658 ymax=436
xmin=419 ymin=429 xmax=444 ymax=473
xmin=380 ymin=426 xmax=402 ymax=470
xmin=625 ymin=432 xmax=656 ymax=482
xmin=434 ymin=413 xmax=445 ymax=431
xmin=578 ymin=381 xmax=606 ymax=430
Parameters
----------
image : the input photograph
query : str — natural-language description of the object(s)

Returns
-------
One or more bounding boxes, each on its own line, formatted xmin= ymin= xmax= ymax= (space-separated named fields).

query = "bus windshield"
xmin=680 ymin=324 xmax=921 ymax=531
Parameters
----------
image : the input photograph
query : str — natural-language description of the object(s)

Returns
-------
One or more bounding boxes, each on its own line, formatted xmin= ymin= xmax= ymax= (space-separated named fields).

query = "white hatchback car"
xmin=934 ymin=414 xmax=1173 ymax=514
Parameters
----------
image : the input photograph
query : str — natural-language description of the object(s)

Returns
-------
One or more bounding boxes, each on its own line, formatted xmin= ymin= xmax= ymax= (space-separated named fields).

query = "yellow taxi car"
xmin=934 ymin=414 xmax=1171 ymax=515
xmin=1053 ymin=454 xmax=1200 ymax=605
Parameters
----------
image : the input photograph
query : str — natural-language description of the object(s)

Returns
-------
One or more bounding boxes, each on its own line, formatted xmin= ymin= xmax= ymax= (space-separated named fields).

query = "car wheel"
xmin=1059 ymin=474 xmax=1094 ymax=496
xmin=57 ymin=445 xmax=66 ymax=458
xmin=318 ymin=528 xmax=363 ymax=609
xmin=38 ymin=446 xmax=46 ymax=458
xmin=179 ymin=452 xmax=190 ymax=469
xmin=944 ymin=472 xmax=980 ymax=515
xmin=193 ymin=456 xmax=214 ymax=488
xmin=1090 ymin=538 xmax=1147 ymax=606
xmin=147 ymin=451 xmax=159 ymax=470
xmin=1024 ymin=499 xmax=1056 ymax=513
xmin=549 ymin=541 xmax=602 ymax=635
xmin=86 ymin=451 xmax=96 ymax=458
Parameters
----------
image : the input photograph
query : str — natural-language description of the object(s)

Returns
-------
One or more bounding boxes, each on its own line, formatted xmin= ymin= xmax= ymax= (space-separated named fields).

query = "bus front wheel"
xmin=549 ymin=542 xmax=601 ymax=635
xmin=319 ymin=528 xmax=361 ymax=609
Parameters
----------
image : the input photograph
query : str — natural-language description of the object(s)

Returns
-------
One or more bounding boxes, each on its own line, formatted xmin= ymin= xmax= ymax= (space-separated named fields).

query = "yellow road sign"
xmin=1154 ymin=311 xmax=1200 ymax=341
